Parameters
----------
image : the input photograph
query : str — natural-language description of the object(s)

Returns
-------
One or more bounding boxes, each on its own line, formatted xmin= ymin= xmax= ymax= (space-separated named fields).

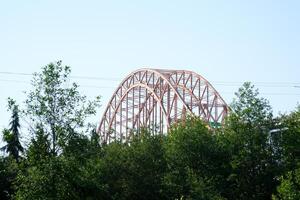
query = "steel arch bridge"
xmin=97 ymin=69 xmax=229 ymax=143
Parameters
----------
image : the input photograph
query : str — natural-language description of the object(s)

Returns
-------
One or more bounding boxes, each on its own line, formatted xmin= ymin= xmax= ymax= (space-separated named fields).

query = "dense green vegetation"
xmin=1 ymin=62 xmax=299 ymax=199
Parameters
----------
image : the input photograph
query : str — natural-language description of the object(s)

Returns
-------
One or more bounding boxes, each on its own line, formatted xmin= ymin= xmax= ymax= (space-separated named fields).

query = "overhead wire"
xmin=0 ymin=71 xmax=300 ymax=95
xmin=0 ymin=71 xmax=120 ymax=81
xmin=1 ymin=71 xmax=300 ymax=85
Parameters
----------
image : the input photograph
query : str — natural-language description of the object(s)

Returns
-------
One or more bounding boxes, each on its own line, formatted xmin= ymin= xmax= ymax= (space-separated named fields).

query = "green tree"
xmin=15 ymin=156 xmax=76 ymax=200
xmin=0 ymin=100 xmax=23 ymax=199
xmin=14 ymin=61 xmax=101 ymax=199
xmin=26 ymin=126 xmax=52 ymax=166
xmin=24 ymin=61 xmax=100 ymax=155
xmin=223 ymin=82 xmax=278 ymax=199
xmin=15 ymin=126 xmax=107 ymax=200
xmin=231 ymin=82 xmax=273 ymax=126
xmin=122 ymin=131 xmax=167 ymax=200
xmin=0 ymin=156 xmax=19 ymax=200
xmin=1 ymin=99 xmax=23 ymax=162
xmin=0 ymin=157 xmax=10 ymax=199
xmin=273 ymin=167 xmax=300 ymax=200
xmin=78 ymin=131 xmax=168 ymax=200
xmin=279 ymin=106 xmax=300 ymax=172
xmin=163 ymin=117 xmax=228 ymax=200
xmin=90 ymin=142 xmax=128 ymax=200
xmin=60 ymin=132 xmax=106 ymax=199
xmin=271 ymin=106 xmax=300 ymax=199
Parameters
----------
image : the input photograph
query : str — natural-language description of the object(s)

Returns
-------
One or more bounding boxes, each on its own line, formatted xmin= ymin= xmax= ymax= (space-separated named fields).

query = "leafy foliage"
xmin=0 ymin=157 xmax=18 ymax=200
xmin=1 ymin=64 xmax=300 ymax=199
xmin=272 ymin=106 xmax=300 ymax=199
xmin=272 ymin=167 xmax=300 ymax=200
xmin=1 ymin=99 xmax=23 ymax=162
xmin=222 ymin=82 xmax=279 ymax=200
xmin=24 ymin=61 xmax=100 ymax=154
xmin=163 ymin=117 xmax=229 ymax=200
xmin=231 ymin=82 xmax=273 ymax=125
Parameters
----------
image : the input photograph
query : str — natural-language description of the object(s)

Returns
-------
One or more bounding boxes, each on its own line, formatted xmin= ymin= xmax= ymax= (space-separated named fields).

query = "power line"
xmin=221 ymin=92 xmax=300 ymax=96
xmin=0 ymin=71 xmax=120 ymax=81
xmin=1 ymin=71 xmax=300 ymax=86
xmin=71 ymin=76 xmax=119 ymax=81
xmin=212 ymin=83 xmax=299 ymax=88
xmin=212 ymin=81 xmax=300 ymax=85
xmin=1 ymin=79 xmax=300 ymax=96
xmin=0 ymin=79 xmax=29 ymax=83
xmin=1 ymin=71 xmax=300 ymax=95
xmin=0 ymin=72 xmax=32 ymax=76
xmin=0 ymin=79 xmax=116 ymax=89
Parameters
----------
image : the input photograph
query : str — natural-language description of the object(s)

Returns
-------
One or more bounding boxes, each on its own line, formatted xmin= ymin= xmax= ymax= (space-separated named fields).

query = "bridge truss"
xmin=97 ymin=69 xmax=229 ymax=143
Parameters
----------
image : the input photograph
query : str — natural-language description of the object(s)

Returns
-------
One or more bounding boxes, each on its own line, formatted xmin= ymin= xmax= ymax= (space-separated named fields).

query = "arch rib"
xmin=97 ymin=68 xmax=229 ymax=143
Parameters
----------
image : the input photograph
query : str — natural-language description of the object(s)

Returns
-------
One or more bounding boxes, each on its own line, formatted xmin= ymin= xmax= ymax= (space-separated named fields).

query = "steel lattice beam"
xmin=97 ymin=69 xmax=229 ymax=143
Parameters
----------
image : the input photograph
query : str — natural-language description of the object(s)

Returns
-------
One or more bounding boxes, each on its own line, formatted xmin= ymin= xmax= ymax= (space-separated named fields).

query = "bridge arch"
xmin=97 ymin=68 xmax=229 ymax=143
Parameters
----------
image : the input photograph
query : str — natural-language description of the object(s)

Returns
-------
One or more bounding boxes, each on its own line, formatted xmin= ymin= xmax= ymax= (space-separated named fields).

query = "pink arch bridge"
xmin=97 ymin=69 xmax=229 ymax=143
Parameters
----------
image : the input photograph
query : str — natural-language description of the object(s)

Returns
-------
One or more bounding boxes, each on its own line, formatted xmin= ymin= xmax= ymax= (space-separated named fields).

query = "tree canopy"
xmin=1 ymin=63 xmax=299 ymax=200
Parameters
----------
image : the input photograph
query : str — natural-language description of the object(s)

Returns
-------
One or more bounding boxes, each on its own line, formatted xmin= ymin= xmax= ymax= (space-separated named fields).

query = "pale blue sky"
xmin=0 ymin=0 xmax=300 ymax=136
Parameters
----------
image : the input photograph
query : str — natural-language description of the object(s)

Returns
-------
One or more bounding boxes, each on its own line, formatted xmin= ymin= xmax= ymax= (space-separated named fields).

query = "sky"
xmin=0 ymin=0 xmax=300 ymax=141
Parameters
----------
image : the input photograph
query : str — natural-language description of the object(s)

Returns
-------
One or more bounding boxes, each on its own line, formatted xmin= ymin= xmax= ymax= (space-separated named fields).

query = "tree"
xmin=15 ymin=125 xmax=106 ymax=200
xmin=163 ymin=117 xmax=228 ymax=200
xmin=223 ymin=82 xmax=278 ymax=199
xmin=15 ymin=155 xmax=75 ymax=200
xmin=26 ymin=126 xmax=52 ymax=166
xmin=24 ymin=61 xmax=100 ymax=155
xmin=0 ymin=156 xmax=18 ymax=200
xmin=71 ymin=131 xmax=168 ymax=200
xmin=278 ymin=106 xmax=300 ymax=172
xmin=14 ymin=61 xmax=101 ymax=199
xmin=272 ymin=167 xmax=300 ymax=200
xmin=1 ymin=99 xmax=23 ymax=163
xmin=122 ymin=131 xmax=167 ymax=200
xmin=271 ymin=106 xmax=300 ymax=199
xmin=231 ymin=82 xmax=273 ymax=126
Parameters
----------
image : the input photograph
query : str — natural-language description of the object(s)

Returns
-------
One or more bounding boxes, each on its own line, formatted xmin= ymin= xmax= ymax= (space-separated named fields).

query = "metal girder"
xmin=97 ymin=68 xmax=229 ymax=143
